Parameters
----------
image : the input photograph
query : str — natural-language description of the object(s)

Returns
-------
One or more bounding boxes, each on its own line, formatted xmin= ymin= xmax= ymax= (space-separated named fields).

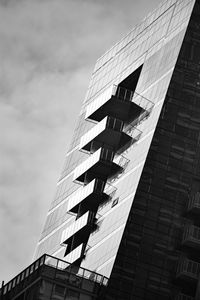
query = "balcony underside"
xmin=182 ymin=238 xmax=200 ymax=249
xmin=87 ymin=95 xmax=143 ymax=123
xmin=69 ymin=191 xmax=109 ymax=214
xmin=82 ymin=129 xmax=131 ymax=153
xmin=176 ymin=271 xmax=198 ymax=282
xmin=75 ymin=160 xmax=122 ymax=183
xmin=187 ymin=206 xmax=200 ymax=215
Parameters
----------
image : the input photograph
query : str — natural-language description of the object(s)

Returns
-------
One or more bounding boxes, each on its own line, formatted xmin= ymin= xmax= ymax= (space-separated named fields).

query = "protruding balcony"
xmin=182 ymin=225 xmax=200 ymax=249
xmin=98 ymin=182 xmax=117 ymax=210
xmin=176 ymin=258 xmax=200 ymax=281
xmin=73 ymin=148 xmax=128 ymax=183
xmin=80 ymin=116 xmax=128 ymax=153
xmin=64 ymin=243 xmax=84 ymax=264
xmin=85 ymin=85 xmax=153 ymax=123
xmin=187 ymin=192 xmax=200 ymax=215
xmin=61 ymin=211 xmax=96 ymax=256
xmin=80 ymin=116 xmax=141 ymax=154
xmin=110 ymin=154 xmax=130 ymax=181
xmin=175 ymin=293 xmax=194 ymax=300
xmin=61 ymin=211 xmax=93 ymax=246
xmin=67 ymin=179 xmax=107 ymax=214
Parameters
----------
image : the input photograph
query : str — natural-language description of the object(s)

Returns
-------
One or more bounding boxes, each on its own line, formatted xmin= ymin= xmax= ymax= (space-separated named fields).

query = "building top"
xmin=1 ymin=254 xmax=108 ymax=300
xmin=84 ymin=0 xmax=195 ymax=106
xmin=94 ymin=0 xmax=174 ymax=73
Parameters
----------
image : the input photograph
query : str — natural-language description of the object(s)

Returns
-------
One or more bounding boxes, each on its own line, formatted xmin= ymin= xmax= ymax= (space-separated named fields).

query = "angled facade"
xmin=3 ymin=0 xmax=200 ymax=299
xmin=34 ymin=0 xmax=200 ymax=298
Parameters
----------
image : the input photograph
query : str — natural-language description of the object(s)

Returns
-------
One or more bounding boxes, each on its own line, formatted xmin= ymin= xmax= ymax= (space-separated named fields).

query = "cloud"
xmin=0 ymin=0 xmax=161 ymax=284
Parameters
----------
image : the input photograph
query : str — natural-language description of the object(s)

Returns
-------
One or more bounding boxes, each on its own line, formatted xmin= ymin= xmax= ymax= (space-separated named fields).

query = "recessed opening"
xmin=118 ymin=65 xmax=143 ymax=91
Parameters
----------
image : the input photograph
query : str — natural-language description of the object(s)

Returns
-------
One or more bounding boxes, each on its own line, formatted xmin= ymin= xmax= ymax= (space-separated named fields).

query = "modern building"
xmin=0 ymin=255 xmax=108 ymax=300
xmin=2 ymin=0 xmax=200 ymax=299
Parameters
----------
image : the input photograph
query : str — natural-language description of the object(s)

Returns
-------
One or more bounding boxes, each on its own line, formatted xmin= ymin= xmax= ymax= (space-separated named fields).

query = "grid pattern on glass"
xmin=92 ymin=0 xmax=177 ymax=75
xmin=35 ymin=229 xmax=63 ymax=258
xmin=68 ymin=112 xmax=95 ymax=153
xmin=50 ymin=173 xmax=78 ymax=210
xmin=37 ymin=75 xmax=169 ymax=260
xmin=37 ymin=74 xmax=175 ymax=262
xmin=41 ymin=202 xmax=72 ymax=240
xmin=85 ymin=85 xmax=118 ymax=120
xmin=85 ymin=6 xmax=174 ymax=104
xmin=84 ymin=0 xmax=195 ymax=107
xmin=62 ymin=4 xmax=191 ymax=181
xmin=45 ymin=116 xmax=147 ymax=242
xmin=59 ymin=147 xmax=88 ymax=182
xmin=86 ymin=195 xmax=133 ymax=251
xmin=35 ymin=0 xmax=196 ymax=282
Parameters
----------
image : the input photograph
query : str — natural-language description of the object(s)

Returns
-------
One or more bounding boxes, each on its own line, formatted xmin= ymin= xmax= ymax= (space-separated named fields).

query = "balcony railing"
xmin=114 ymin=85 xmax=135 ymax=101
xmin=182 ymin=224 xmax=200 ymax=249
xmin=0 ymin=254 xmax=108 ymax=297
xmin=187 ymin=192 xmax=200 ymax=214
xmin=80 ymin=116 xmax=129 ymax=153
xmin=175 ymin=293 xmax=194 ymax=300
xmin=85 ymin=85 xmax=153 ymax=122
xmin=61 ymin=211 xmax=94 ymax=247
xmin=111 ymin=154 xmax=130 ymax=178
xmin=67 ymin=179 xmax=106 ymax=213
xmin=98 ymin=182 xmax=117 ymax=211
xmin=176 ymin=258 xmax=200 ymax=281
xmin=73 ymin=148 xmax=127 ymax=183
xmin=124 ymin=123 xmax=142 ymax=141
xmin=126 ymin=105 xmax=153 ymax=129
xmin=131 ymin=91 xmax=154 ymax=112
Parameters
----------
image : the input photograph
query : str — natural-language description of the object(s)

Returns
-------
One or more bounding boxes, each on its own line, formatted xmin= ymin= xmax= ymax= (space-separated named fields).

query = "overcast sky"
xmin=0 ymin=0 xmax=161 ymax=284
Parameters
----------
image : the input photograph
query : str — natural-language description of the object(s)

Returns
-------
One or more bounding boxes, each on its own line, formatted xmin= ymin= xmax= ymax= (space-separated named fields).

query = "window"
xmin=112 ymin=197 xmax=119 ymax=208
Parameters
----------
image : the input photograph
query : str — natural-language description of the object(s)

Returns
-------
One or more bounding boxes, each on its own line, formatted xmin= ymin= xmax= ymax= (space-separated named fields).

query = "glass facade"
xmin=32 ymin=0 xmax=200 ymax=299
